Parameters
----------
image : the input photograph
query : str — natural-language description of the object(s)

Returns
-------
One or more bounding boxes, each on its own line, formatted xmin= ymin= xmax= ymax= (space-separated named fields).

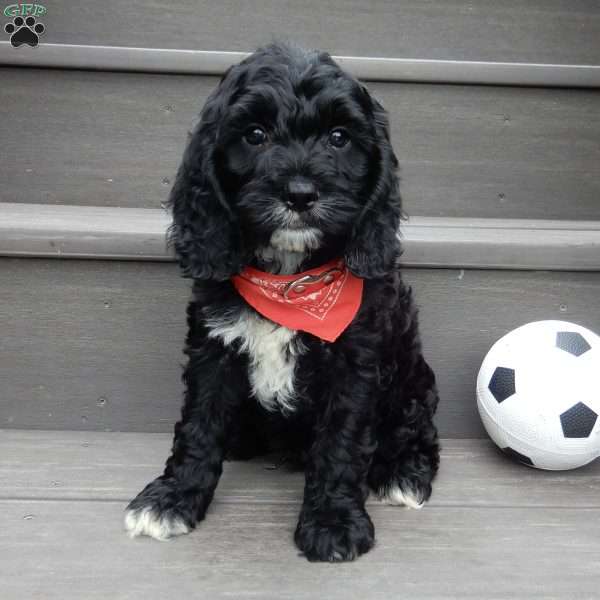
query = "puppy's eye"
xmin=244 ymin=127 xmax=267 ymax=146
xmin=328 ymin=128 xmax=350 ymax=148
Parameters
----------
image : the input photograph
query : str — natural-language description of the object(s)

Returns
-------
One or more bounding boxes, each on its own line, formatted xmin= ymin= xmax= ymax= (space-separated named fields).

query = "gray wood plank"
xmin=0 ymin=203 xmax=173 ymax=261
xmin=2 ymin=498 xmax=600 ymax=600
xmin=4 ymin=43 xmax=600 ymax=88
xmin=2 ymin=432 xmax=600 ymax=509
xmin=34 ymin=0 xmax=600 ymax=64
xmin=3 ymin=203 xmax=600 ymax=271
xmin=2 ymin=258 xmax=600 ymax=436
xmin=2 ymin=69 xmax=599 ymax=220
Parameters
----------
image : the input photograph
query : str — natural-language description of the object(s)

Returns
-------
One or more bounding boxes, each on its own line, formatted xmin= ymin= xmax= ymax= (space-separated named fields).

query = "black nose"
xmin=285 ymin=178 xmax=318 ymax=211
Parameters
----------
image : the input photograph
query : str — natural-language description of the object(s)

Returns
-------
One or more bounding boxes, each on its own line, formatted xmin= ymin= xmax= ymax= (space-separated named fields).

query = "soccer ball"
xmin=476 ymin=320 xmax=600 ymax=470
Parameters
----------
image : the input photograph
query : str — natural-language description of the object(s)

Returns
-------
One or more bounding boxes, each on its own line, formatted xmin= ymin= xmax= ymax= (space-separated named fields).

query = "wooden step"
xmin=7 ymin=0 xmax=599 ymax=64
xmin=3 ymin=203 xmax=600 ymax=270
xmin=1 ymin=66 xmax=599 ymax=219
xmin=4 ymin=43 xmax=600 ymax=87
xmin=2 ymin=256 xmax=600 ymax=436
xmin=2 ymin=430 xmax=600 ymax=599
xmin=2 ymin=206 xmax=600 ymax=436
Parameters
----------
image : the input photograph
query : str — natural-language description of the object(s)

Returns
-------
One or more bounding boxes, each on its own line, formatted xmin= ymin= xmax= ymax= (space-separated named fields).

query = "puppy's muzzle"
xmin=284 ymin=177 xmax=319 ymax=212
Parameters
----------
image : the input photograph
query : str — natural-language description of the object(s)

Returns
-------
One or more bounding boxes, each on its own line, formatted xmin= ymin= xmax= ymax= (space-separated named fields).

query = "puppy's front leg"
xmin=125 ymin=337 xmax=248 ymax=540
xmin=295 ymin=372 xmax=377 ymax=561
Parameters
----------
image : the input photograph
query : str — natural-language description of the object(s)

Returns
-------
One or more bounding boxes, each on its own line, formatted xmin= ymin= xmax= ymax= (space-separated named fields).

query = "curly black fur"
xmin=126 ymin=42 xmax=440 ymax=562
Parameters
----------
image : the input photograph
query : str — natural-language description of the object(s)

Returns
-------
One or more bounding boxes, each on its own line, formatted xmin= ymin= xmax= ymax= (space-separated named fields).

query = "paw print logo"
xmin=4 ymin=15 xmax=45 ymax=47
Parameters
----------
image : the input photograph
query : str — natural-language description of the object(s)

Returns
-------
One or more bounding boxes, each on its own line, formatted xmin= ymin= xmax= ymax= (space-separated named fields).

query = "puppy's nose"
xmin=285 ymin=178 xmax=318 ymax=211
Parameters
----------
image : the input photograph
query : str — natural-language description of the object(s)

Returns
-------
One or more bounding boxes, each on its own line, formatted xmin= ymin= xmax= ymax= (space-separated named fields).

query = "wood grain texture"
xmin=2 ymin=258 xmax=600 ymax=436
xmin=2 ymin=431 xmax=600 ymax=508
xmin=1 ymin=69 xmax=599 ymax=220
xmin=3 ymin=431 xmax=600 ymax=599
xmin=35 ymin=0 xmax=600 ymax=64
xmin=3 ymin=500 xmax=600 ymax=599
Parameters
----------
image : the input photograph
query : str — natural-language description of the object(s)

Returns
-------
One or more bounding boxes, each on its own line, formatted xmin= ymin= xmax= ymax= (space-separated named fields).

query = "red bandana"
xmin=231 ymin=259 xmax=363 ymax=342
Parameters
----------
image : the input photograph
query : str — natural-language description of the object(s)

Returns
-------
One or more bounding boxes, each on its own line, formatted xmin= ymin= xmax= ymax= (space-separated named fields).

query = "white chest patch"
xmin=206 ymin=310 xmax=304 ymax=413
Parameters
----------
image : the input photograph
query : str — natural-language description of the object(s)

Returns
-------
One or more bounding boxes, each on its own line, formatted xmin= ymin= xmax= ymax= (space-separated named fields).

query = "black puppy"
xmin=125 ymin=42 xmax=440 ymax=562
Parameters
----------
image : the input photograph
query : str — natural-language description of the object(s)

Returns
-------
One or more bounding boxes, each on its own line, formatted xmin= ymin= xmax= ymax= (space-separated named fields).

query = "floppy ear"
xmin=167 ymin=76 xmax=243 ymax=281
xmin=344 ymin=91 xmax=403 ymax=279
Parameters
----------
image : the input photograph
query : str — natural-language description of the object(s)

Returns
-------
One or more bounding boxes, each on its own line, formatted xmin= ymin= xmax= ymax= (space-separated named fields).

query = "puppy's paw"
xmin=376 ymin=482 xmax=425 ymax=509
xmin=368 ymin=461 xmax=434 ymax=509
xmin=124 ymin=477 xmax=194 ymax=541
xmin=294 ymin=506 xmax=374 ymax=562
xmin=124 ymin=506 xmax=191 ymax=541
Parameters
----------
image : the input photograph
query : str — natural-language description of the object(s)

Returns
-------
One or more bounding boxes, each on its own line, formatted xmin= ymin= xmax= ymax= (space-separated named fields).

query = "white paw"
xmin=124 ymin=507 xmax=191 ymax=541
xmin=377 ymin=485 xmax=425 ymax=509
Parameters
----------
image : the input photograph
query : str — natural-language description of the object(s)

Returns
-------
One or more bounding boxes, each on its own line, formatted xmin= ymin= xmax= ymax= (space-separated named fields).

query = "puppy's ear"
xmin=344 ymin=90 xmax=403 ymax=279
xmin=167 ymin=75 xmax=243 ymax=281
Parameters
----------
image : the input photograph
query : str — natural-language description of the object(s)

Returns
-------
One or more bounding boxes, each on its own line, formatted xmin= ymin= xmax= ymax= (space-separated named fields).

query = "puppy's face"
xmin=212 ymin=48 xmax=379 ymax=250
xmin=170 ymin=44 xmax=401 ymax=281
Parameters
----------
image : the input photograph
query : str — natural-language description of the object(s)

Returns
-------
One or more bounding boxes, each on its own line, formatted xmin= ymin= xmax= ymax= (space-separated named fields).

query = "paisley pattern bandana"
xmin=231 ymin=259 xmax=364 ymax=342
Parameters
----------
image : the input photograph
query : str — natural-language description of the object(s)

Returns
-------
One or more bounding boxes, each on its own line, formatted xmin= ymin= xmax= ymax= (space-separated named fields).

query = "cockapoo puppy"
xmin=125 ymin=42 xmax=440 ymax=562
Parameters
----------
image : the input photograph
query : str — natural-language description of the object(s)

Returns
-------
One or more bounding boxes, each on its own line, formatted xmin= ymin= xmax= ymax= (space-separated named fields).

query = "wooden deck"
xmin=3 ymin=430 xmax=600 ymax=599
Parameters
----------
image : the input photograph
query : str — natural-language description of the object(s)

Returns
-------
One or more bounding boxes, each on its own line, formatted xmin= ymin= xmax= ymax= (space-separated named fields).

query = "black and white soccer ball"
xmin=477 ymin=320 xmax=600 ymax=470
